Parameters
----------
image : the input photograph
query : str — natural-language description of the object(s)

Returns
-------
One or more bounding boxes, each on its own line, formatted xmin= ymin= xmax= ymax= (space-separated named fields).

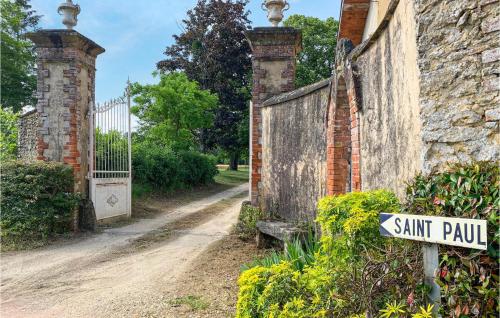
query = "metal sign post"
xmin=380 ymin=213 xmax=488 ymax=316
xmin=423 ymin=243 xmax=441 ymax=316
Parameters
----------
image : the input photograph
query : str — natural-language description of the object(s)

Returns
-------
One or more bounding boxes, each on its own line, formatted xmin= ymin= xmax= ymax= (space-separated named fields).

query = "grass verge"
xmin=169 ymin=295 xmax=209 ymax=311
xmin=132 ymin=166 xmax=249 ymax=211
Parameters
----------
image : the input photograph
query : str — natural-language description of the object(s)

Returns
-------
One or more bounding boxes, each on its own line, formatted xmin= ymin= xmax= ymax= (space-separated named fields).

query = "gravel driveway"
xmin=1 ymin=184 xmax=248 ymax=318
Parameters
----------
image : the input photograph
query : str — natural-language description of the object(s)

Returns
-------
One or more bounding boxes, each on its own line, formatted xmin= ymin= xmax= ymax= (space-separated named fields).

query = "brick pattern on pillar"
xmin=327 ymin=76 xmax=362 ymax=195
xmin=348 ymin=85 xmax=361 ymax=191
xmin=28 ymin=30 xmax=104 ymax=195
xmin=245 ymin=27 xmax=302 ymax=207
xmin=327 ymin=79 xmax=351 ymax=195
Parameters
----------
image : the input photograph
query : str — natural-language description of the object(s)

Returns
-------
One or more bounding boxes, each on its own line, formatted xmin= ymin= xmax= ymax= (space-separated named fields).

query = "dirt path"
xmin=0 ymin=183 xmax=248 ymax=318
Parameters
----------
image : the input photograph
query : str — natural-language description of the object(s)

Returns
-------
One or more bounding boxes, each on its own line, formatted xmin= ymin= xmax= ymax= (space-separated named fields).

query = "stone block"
xmin=482 ymin=76 xmax=499 ymax=93
xmin=482 ymin=47 xmax=500 ymax=64
xmin=485 ymin=108 xmax=500 ymax=121
xmin=480 ymin=0 xmax=499 ymax=6
xmin=256 ymin=220 xmax=306 ymax=243
xmin=481 ymin=16 xmax=500 ymax=33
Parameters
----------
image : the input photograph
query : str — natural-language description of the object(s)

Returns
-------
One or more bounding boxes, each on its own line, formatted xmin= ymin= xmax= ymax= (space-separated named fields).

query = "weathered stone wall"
xmin=352 ymin=0 xmax=423 ymax=198
xmin=18 ymin=110 xmax=39 ymax=161
xmin=260 ymin=80 xmax=330 ymax=222
xmin=416 ymin=0 xmax=500 ymax=173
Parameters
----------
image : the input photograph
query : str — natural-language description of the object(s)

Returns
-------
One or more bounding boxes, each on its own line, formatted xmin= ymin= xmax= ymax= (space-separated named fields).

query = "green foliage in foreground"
xmin=0 ymin=161 xmax=79 ymax=247
xmin=236 ymin=162 xmax=499 ymax=317
xmin=241 ymin=231 xmax=320 ymax=273
xmin=237 ymin=190 xmax=420 ymax=318
xmin=406 ymin=162 xmax=499 ymax=317
xmin=0 ymin=107 xmax=19 ymax=161
xmin=132 ymin=142 xmax=218 ymax=191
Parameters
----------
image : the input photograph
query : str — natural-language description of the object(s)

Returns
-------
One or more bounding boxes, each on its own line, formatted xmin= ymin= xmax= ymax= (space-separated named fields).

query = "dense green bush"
xmin=132 ymin=142 xmax=218 ymax=191
xmin=1 ymin=161 xmax=79 ymax=246
xmin=406 ymin=162 xmax=499 ymax=317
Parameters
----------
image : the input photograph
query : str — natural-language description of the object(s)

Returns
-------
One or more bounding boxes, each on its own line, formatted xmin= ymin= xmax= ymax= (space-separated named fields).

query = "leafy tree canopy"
xmin=157 ymin=0 xmax=252 ymax=170
xmin=130 ymin=72 xmax=218 ymax=151
xmin=0 ymin=107 xmax=19 ymax=161
xmin=283 ymin=14 xmax=339 ymax=87
xmin=1 ymin=0 xmax=41 ymax=112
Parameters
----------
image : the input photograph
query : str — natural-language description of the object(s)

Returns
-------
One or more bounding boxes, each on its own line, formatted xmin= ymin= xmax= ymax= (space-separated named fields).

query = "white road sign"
xmin=379 ymin=213 xmax=488 ymax=250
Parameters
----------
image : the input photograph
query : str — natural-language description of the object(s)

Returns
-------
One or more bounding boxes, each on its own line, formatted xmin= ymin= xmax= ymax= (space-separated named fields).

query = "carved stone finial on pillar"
xmin=262 ymin=0 xmax=290 ymax=27
xmin=26 ymin=30 xmax=105 ymax=194
xmin=245 ymin=27 xmax=301 ymax=206
xmin=58 ymin=0 xmax=81 ymax=30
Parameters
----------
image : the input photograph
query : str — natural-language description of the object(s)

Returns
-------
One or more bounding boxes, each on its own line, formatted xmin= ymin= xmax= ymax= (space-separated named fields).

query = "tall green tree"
xmin=283 ymin=15 xmax=339 ymax=87
xmin=1 ymin=0 xmax=40 ymax=112
xmin=157 ymin=0 xmax=251 ymax=170
xmin=0 ymin=107 xmax=19 ymax=161
xmin=130 ymin=72 xmax=218 ymax=151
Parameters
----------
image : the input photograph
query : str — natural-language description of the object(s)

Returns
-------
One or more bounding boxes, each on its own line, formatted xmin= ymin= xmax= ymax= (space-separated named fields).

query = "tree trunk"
xmin=229 ymin=152 xmax=239 ymax=171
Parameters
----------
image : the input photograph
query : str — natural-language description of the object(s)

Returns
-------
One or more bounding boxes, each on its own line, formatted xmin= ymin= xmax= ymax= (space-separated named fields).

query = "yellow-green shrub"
xmin=236 ymin=190 xmax=414 ymax=317
xmin=316 ymin=190 xmax=400 ymax=264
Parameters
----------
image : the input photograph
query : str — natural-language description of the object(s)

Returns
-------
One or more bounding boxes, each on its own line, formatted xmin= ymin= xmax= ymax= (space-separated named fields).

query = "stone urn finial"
xmin=262 ymin=0 xmax=289 ymax=27
xmin=57 ymin=0 xmax=80 ymax=30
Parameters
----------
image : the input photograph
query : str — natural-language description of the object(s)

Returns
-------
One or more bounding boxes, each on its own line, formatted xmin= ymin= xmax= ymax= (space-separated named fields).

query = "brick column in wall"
xmin=245 ymin=27 xmax=302 ymax=207
xmin=348 ymin=85 xmax=361 ymax=191
xmin=27 ymin=30 xmax=105 ymax=195
xmin=327 ymin=79 xmax=351 ymax=195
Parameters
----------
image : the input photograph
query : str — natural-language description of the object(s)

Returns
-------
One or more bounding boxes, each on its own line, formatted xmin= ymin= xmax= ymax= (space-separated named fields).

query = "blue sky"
xmin=31 ymin=0 xmax=341 ymax=102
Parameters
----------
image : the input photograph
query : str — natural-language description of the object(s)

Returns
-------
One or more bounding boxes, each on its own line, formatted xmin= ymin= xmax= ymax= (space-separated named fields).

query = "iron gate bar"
xmin=89 ymin=81 xmax=132 ymax=220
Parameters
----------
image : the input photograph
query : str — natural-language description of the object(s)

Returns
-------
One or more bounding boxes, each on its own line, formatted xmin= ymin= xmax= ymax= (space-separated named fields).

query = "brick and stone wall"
xmin=247 ymin=0 xmax=498 ymax=223
xmin=416 ymin=0 xmax=500 ymax=173
xmin=27 ymin=30 xmax=104 ymax=195
xmin=331 ymin=0 xmax=499 ymax=199
xmin=260 ymin=79 xmax=330 ymax=221
xmin=245 ymin=27 xmax=302 ymax=207
xmin=339 ymin=0 xmax=423 ymax=198
xmin=18 ymin=110 xmax=39 ymax=160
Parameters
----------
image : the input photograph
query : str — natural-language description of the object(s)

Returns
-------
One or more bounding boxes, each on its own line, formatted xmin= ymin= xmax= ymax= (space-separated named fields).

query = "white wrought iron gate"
xmin=89 ymin=84 xmax=132 ymax=220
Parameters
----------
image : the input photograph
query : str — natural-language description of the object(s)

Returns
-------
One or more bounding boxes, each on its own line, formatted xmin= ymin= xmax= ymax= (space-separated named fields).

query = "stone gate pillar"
xmin=245 ymin=27 xmax=301 ymax=207
xmin=27 ymin=30 xmax=105 ymax=195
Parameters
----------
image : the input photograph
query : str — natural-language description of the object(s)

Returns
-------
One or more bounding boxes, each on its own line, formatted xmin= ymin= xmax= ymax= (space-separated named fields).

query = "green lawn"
xmin=132 ymin=165 xmax=249 ymax=200
xmin=214 ymin=166 xmax=249 ymax=186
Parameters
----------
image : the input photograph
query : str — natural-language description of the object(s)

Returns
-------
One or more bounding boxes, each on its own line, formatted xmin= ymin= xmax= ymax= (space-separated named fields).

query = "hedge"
xmin=132 ymin=142 xmax=218 ymax=190
xmin=1 ymin=161 xmax=79 ymax=245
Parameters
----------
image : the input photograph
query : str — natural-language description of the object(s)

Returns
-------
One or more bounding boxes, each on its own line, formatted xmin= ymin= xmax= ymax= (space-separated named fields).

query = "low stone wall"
xmin=18 ymin=110 xmax=39 ymax=161
xmin=260 ymin=79 xmax=330 ymax=222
